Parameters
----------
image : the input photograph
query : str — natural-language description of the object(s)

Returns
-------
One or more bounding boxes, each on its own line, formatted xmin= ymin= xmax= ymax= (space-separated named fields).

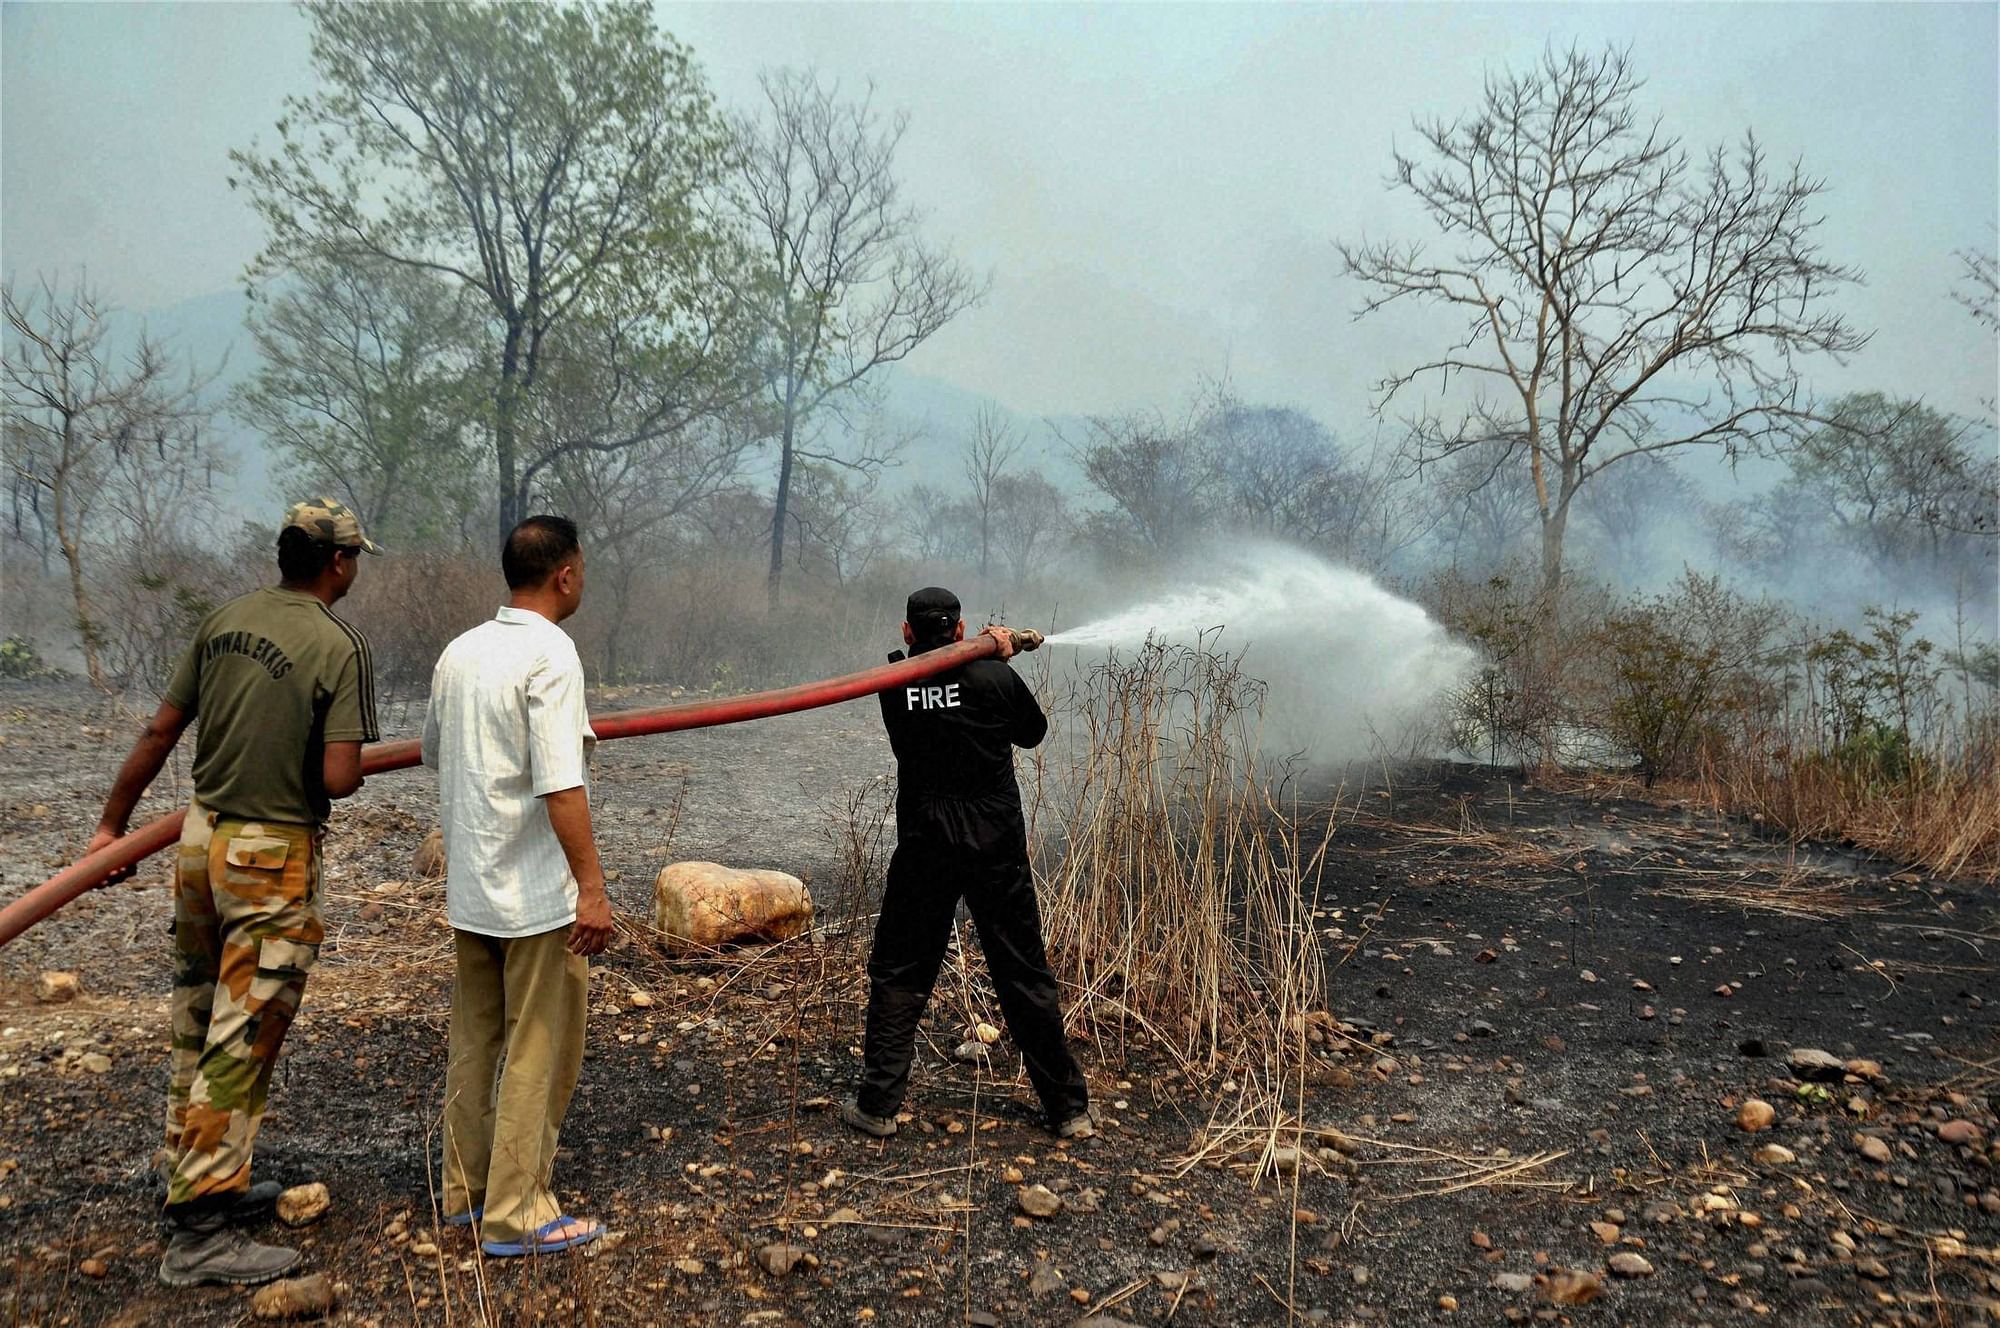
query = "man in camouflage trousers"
xmin=90 ymin=498 xmax=380 ymax=1287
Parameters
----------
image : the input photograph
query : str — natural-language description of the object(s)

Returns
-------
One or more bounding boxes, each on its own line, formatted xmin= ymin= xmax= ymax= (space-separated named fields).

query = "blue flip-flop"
xmin=443 ymin=1206 xmax=483 ymax=1228
xmin=480 ymin=1215 xmax=602 ymax=1257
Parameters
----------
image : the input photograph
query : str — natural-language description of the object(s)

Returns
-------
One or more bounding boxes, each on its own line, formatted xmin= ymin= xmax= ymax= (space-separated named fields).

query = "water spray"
xmin=1037 ymin=542 xmax=1473 ymax=757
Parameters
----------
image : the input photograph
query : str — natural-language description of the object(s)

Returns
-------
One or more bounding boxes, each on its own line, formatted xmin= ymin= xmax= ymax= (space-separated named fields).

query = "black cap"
xmin=906 ymin=586 xmax=961 ymax=637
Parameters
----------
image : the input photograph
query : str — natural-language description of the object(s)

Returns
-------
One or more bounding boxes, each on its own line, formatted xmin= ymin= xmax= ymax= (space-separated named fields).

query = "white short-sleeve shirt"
xmin=422 ymin=606 xmax=597 ymax=938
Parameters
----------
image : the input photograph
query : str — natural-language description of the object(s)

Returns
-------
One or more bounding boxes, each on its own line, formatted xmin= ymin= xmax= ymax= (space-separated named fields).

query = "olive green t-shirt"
xmin=163 ymin=587 xmax=380 ymax=825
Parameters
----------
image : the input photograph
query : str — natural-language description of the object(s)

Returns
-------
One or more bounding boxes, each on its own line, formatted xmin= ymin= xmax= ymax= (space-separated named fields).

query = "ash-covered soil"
xmin=1 ymin=677 xmax=1996 ymax=1328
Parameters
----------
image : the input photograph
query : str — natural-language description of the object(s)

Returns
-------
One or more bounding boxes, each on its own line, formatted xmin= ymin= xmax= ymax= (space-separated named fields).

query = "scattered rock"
xmin=1546 ymin=1269 xmax=1605 ymax=1304
xmin=1029 ymin=1259 xmax=1066 ymax=1295
xmin=1468 ymin=1020 xmax=1496 ymax=1038
xmin=276 ymin=1182 xmax=329 ymax=1228
xmin=651 ymin=861 xmax=814 ymax=956
xmin=1017 ymin=1184 xmax=1061 ymax=1219
xmin=1938 ymin=1120 xmax=1982 ymax=1146
xmin=78 ymin=1257 xmax=107 ymax=1278
xmin=78 ymin=1053 xmax=112 ymax=1075
xmin=35 ymin=971 xmax=81 ymax=1004
xmin=251 ymin=1273 xmax=336 ymax=1321
xmin=1854 ymin=1257 xmax=1891 ymax=1281
xmin=672 ymin=1257 xmax=704 ymax=1276
xmin=1607 ymin=1252 xmax=1655 ymax=1278
xmin=1589 ymin=1221 xmax=1621 ymax=1245
xmin=1736 ymin=1099 xmax=1776 ymax=1133
xmin=975 ymin=1022 xmax=1001 ymax=1045
xmin=1070 ymin=1187 xmax=1107 ymax=1215
xmin=1753 ymin=1143 xmax=1797 ymax=1165
xmin=1492 ymin=1272 xmax=1534 ymax=1294
xmin=413 ymin=829 xmax=446 ymax=879
xmin=1787 ymin=1048 xmax=1846 ymax=1082
xmin=756 ymin=1242 xmax=806 ymax=1276
xmin=1855 ymin=1135 xmax=1892 ymax=1165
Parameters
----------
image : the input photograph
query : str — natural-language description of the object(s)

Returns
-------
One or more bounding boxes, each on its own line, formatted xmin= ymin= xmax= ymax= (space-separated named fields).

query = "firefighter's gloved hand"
xmin=979 ymin=624 xmax=1016 ymax=660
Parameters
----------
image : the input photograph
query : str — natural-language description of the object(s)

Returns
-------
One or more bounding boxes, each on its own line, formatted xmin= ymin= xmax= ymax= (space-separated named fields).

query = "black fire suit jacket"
xmin=878 ymin=649 xmax=1048 ymax=848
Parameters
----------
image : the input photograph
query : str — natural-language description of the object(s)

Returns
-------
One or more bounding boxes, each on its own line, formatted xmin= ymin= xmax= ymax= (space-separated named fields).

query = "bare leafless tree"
xmin=897 ymin=482 xmax=972 ymax=563
xmin=3 ymin=277 xmax=214 ymax=689
xmin=784 ymin=461 xmax=890 ymax=588
xmin=990 ymin=470 xmax=1072 ymax=584
xmin=1430 ymin=438 xmax=1540 ymax=574
xmin=737 ymin=68 xmax=981 ymax=607
xmin=1955 ymin=237 xmax=1998 ymax=332
xmin=538 ymin=387 xmax=759 ymax=678
xmin=1071 ymin=402 xmax=1214 ymax=557
xmin=1573 ymin=452 xmax=1698 ymax=581
xmin=962 ymin=406 xmax=1023 ymax=577
xmin=1339 ymin=44 xmax=1868 ymax=601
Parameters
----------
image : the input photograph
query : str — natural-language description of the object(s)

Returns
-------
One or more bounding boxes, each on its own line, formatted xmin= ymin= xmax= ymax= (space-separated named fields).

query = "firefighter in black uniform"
xmin=841 ymin=587 xmax=1094 ymax=1140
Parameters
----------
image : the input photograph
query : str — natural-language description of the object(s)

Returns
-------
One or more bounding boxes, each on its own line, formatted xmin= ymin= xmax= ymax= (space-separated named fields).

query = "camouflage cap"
xmin=282 ymin=497 xmax=383 ymax=554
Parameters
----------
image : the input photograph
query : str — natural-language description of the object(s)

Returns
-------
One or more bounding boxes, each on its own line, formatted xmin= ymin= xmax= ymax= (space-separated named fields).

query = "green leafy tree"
xmin=231 ymin=0 xmax=749 ymax=541
xmin=1788 ymin=394 xmax=1996 ymax=566
xmin=235 ymin=258 xmax=486 ymax=546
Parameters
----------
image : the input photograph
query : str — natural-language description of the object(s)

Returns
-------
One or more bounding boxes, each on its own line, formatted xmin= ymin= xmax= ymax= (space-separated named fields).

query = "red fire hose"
xmin=0 ymin=630 xmax=1036 ymax=950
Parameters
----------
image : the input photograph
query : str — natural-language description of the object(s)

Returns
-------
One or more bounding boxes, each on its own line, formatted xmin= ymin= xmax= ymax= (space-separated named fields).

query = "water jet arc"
xmin=0 ymin=629 xmax=1042 ymax=950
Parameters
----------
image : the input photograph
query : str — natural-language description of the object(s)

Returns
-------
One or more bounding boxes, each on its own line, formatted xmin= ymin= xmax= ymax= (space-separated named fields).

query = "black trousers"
xmin=857 ymin=790 xmax=1088 ymax=1122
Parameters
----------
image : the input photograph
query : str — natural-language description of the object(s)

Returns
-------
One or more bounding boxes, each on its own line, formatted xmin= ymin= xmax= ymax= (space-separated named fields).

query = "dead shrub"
xmin=1032 ymin=637 xmax=1338 ymax=1105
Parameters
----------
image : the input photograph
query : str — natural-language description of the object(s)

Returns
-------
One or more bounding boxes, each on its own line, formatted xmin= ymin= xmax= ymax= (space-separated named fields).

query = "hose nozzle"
xmin=1005 ymin=627 xmax=1044 ymax=654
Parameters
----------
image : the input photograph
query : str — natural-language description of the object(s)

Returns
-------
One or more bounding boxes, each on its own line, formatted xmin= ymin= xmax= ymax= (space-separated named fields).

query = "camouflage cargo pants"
xmin=164 ymin=800 xmax=323 ymax=1210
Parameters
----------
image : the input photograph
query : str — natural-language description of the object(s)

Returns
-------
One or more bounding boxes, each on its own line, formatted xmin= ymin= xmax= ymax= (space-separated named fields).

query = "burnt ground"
xmin=0 ymin=677 xmax=1996 ymax=1328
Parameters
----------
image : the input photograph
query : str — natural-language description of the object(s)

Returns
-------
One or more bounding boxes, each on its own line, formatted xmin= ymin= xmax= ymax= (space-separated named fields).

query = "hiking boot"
xmin=158 ymin=1220 xmax=301 ymax=1288
xmin=1054 ymin=1109 xmax=1097 ymax=1141
xmin=839 ymin=1098 xmax=898 ymax=1138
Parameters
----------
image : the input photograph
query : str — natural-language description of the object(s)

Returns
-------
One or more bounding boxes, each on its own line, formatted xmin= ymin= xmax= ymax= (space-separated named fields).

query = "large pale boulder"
xmin=652 ymin=862 xmax=813 ymax=956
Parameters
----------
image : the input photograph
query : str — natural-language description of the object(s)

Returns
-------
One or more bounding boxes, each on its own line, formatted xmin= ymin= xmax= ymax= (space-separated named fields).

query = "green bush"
xmin=0 ymin=635 xmax=45 ymax=679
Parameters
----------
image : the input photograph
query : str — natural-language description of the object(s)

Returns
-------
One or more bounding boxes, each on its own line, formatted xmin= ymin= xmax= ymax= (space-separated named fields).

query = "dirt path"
xmin=1 ymin=679 xmax=1995 ymax=1327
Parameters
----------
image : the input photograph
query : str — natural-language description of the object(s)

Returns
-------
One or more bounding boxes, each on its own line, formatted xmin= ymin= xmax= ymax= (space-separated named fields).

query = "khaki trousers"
xmin=441 ymin=925 xmax=588 ymax=1243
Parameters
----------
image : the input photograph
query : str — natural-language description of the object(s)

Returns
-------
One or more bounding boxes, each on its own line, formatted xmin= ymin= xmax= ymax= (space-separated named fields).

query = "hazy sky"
xmin=4 ymin=1 xmax=1996 ymax=425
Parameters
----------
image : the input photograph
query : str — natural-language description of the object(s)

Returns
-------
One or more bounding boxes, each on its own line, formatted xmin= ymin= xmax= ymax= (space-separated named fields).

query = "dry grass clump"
xmin=1699 ymin=741 xmax=2000 ymax=884
xmin=1031 ymin=637 xmax=1341 ymax=1104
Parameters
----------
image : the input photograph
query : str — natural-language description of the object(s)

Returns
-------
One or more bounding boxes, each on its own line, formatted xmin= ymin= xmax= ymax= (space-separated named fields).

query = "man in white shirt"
xmin=421 ymin=515 xmax=614 ymax=1257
